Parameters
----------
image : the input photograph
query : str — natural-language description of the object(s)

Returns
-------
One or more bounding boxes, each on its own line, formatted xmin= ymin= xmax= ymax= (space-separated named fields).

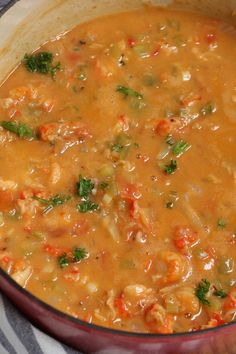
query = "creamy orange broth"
xmin=1 ymin=7 xmax=236 ymax=334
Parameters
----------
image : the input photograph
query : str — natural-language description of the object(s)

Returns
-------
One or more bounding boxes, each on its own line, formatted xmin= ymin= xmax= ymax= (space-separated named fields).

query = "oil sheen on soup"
xmin=1 ymin=7 xmax=236 ymax=334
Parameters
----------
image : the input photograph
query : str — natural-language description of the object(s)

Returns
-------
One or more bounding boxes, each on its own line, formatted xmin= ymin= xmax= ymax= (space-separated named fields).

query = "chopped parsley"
xmin=195 ymin=279 xmax=210 ymax=305
xmin=111 ymin=143 xmax=124 ymax=152
xmin=213 ymin=288 xmax=227 ymax=298
xmin=172 ymin=140 xmax=191 ymax=156
xmin=166 ymin=191 xmax=178 ymax=209
xmin=164 ymin=159 xmax=177 ymax=175
xmin=58 ymin=247 xmax=88 ymax=269
xmin=58 ymin=253 xmax=70 ymax=269
xmin=200 ymin=101 xmax=217 ymax=116
xmin=73 ymin=247 xmax=88 ymax=262
xmin=165 ymin=134 xmax=175 ymax=146
xmin=76 ymin=175 xmax=94 ymax=199
xmin=166 ymin=201 xmax=174 ymax=209
xmin=100 ymin=181 xmax=109 ymax=190
xmin=23 ymin=52 xmax=61 ymax=77
xmin=77 ymin=200 xmax=99 ymax=213
xmin=34 ymin=194 xmax=71 ymax=213
xmin=217 ymin=218 xmax=226 ymax=229
xmin=1 ymin=121 xmax=34 ymax=140
xmin=116 ymin=85 xmax=143 ymax=99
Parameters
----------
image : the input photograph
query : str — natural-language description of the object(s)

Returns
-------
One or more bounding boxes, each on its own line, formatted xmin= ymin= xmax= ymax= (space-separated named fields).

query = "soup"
xmin=0 ymin=6 xmax=236 ymax=334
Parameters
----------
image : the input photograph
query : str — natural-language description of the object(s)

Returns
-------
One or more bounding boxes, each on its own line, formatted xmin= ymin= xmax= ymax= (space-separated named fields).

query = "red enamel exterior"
xmin=1 ymin=269 xmax=236 ymax=353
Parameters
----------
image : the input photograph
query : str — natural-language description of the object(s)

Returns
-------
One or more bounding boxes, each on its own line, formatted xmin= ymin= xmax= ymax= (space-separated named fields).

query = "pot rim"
xmin=1 ymin=267 xmax=235 ymax=339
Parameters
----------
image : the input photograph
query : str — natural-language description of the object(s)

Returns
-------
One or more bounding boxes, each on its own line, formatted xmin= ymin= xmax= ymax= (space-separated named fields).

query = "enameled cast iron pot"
xmin=1 ymin=1 xmax=236 ymax=353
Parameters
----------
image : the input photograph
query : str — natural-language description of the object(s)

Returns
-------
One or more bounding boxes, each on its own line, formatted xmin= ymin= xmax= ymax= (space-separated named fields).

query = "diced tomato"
xmin=114 ymin=293 xmax=130 ymax=318
xmin=118 ymin=181 xmax=138 ymax=201
xmin=205 ymin=246 xmax=216 ymax=259
xmin=173 ymin=225 xmax=199 ymax=250
xmin=38 ymin=122 xmax=92 ymax=143
xmin=118 ymin=114 xmax=129 ymax=132
xmin=43 ymin=244 xmax=70 ymax=257
xmin=129 ymin=200 xmax=139 ymax=219
xmin=127 ymin=38 xmax=135 ymax=48
xmin=0 ymin=190 xmax=14 ymax=211
xmin=13 ymin=259 xmax=25 ymax=272
xmin=153 ymin=46 xmax=161 ymax=56
xmin=224 ymin=288 xmax=236 ymax=311
xmin=207 ymin=313 xmax=225 ymax=328
xmin=181 ymin=94 xmax=201 ymax=108
xmin=205 ymin=33 xmax=216 ymax=44
xmin=24 ymin=225 xmax=32 ymax=233
xmin=67 ymin=51 xmax=81 ymax=64
xmin=1 ymin=256 xmax=12 ymax=264
xmin=155 ymin=119 xmax=171 ymax=136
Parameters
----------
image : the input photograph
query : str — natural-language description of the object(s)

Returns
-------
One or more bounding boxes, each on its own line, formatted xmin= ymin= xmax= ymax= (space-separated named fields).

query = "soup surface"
xmin=1 ymin=6 xmax=236 ymax=334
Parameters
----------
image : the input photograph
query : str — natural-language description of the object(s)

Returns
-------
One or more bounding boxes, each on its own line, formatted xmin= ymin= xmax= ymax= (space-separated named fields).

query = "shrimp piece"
xmin=38 ymin=121 xmax=92 ymax=143
xmin=155 ymin=119 xmax=171 ymax=136
xmin=154 ymin=251 xmax=189 ymax=285
xmin=122 ymin=284 xmax=156 ymax=315
xmin=9 ymin=85 xmax=38 ymax=103
xmin=201 ymin=314 xmax=225 ymax=329
xmin=0 ymin=178 xmax=17 ymax=191
xmin=17 ymin=198 xmax=39 ymax=219
xmin=163 ymin=286 xmax=200 ymax=315
xmin=223 ymin=287 xmax=236 ymax=322
xmin=173 ymin=225 xmax=199 ymax=252
xmin=145 ymin=303 xmax=174 ymax=334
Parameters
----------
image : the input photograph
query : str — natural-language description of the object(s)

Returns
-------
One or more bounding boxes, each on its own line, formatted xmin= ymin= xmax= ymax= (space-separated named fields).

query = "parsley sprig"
xmin=77 ymin=200 xmax=99 ymax=213
xmin=196 ymin=279 xmax=228 ymax=305
xmin=116 ymin=85 xmax=143 ymax=99
xmin=164 ymin=159 xmax=177 ymax=175
xmin=76 ymin=175 xmax=94 ymax=199
xmin=1 ymin=121 xmax=34 ymax=140
xmin=34 ymin=194 xmax=71 ymax=214
xmin=58 ymin=247 xmax=88 ymax=269
xmin=196 ymin=279 xmax=210 ymax=305
xmin=23 ymin=52 xmax=61 ymax=77
xmin=172 ymin=140 xmax=191 ymax=156
xmin=76 ymin=175 xmax=99 ymax=213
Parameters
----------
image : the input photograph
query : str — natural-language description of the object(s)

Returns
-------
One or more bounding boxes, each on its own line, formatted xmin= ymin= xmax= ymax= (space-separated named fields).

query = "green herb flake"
xmin=165 ymin=134 xmax=175 ymax=146
xmin=172 ymin=140 xmax=191 ymax=156
xmin=213 ymin=288 xmax=227 ymax=299
xmin=195 ymin=279 xmax=210 ymax=305
xmin=76 ymin=175 xmax=94 ymax=199
xmin=1 ymin=121 xmax=34 ymax=140
xmin=23 ymin=52 xmax=61 ymax=77
xmin=100 ymin=181 xmax=109 ymax=190
xmin=166 ymin=201 xmax=174 ymax=209
xmin=34 ymin=194 xmax=71 ymax=213
xmin=77 ymin=200 xmax=99 ymax=213
xmin=200 ymin=101 xmax=217 ymax=116
xmin=58 ymin=247 xmax=88 ymax=269
xmin=58 ymin=253 xmax=70 ymax=269
xmin=164 ymin=159 xmax=177 ymax=175
xmin=111 ymin=143 xmax=124 ymax=153
xmin=217 ymin=218 xmax=226 ymax=229
xmin=73 ymin=247 xmax=88 ymax=262
xmin=116 ymin=85 xmax=143 ymax=100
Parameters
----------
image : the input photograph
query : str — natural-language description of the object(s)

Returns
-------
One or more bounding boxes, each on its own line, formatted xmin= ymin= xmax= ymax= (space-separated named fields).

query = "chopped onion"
xmin=103 ymin=215 xmax=120 ymax=243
